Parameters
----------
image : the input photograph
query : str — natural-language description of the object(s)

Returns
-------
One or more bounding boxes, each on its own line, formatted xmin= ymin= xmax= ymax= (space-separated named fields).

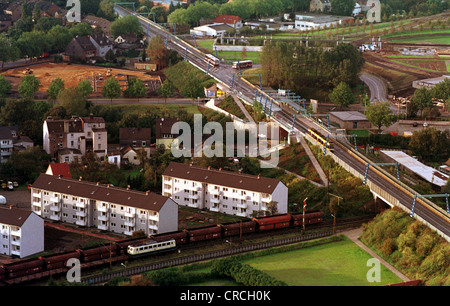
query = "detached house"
xmin=213 ymin=15 xmax=243 ymax=29
xmin=89 ymin=33 xmax=114 ymax=58
xmin=65 ymin=36 xmax=97 ymax=61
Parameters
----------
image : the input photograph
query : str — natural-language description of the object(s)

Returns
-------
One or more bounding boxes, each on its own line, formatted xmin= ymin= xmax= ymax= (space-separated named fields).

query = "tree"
xmin=98 ymin=0 xmax=116 ymax=21
xmin=102 ymin=77 xmax=122 ymax=102
xmin=57 ymin=87 xmax=89 ymax=117
xmin=47 ymin=77 xmax=65 ymax=101
xmin=411 ymin=87 xmax=433 ymax=117
xmin=110 ymin=15 xmax=143 ymax=37
xmin=16 ymin=31 xmax=50 ymax=60
xmin=409 ymin=128 xmax=450 ymax=162
xmin=18 ymin=75 xmax=40 ymax=98
xmin=365 ymin=101 xmax=396 ymax=132
xmin=157 ymin=79 xmax=174 ymax=104
xmin=46 ymin=25 xmax=72 ymax=52
xmin=330 ymin=0 xmax=356 ymax=16
xmin=329 ymin=82 xmax=354 ymax=108
xmin=147 ymin=35 xmax=168 ymax=70
xmin=77 ymin=80 xmax=94 ymax=98
xmin=431 ymin=78 xmax=450 ymax=111
xmin=0 ymin=35 xmax=20 ymax=68
xmin=124 ymin=78 xmax=147 ymax=101
xmin=0 ymin=76 xmax=12 ymax=98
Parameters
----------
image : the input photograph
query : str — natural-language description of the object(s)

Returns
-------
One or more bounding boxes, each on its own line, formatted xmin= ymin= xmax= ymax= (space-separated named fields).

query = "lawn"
xmin=241 ymin=237 xmax=402 ymax=286
xmin=391 ymin=34 xmax=450 ymax=44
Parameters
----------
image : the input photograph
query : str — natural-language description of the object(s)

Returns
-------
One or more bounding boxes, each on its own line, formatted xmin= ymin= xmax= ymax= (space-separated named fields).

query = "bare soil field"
xmin=1 ymin=63 xmax=161 ymax=97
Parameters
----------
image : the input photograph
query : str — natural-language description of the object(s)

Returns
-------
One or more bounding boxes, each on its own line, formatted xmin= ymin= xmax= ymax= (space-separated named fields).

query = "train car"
xmin=308 ymin=128 xmax=333 ymax=152
xmin=40 ymin=250 xmax=82 ymax=270
xmin=150 ymin=230 xmax=189 ymax=245
xmin=291 ymin=211 xmax=324 ymax=227
xmin=205 ymin=54 xmax=220 ymax=66
xmin=127 ymin=239 xmax=176 ymax=258
xmin=79 ymin=244 xmax=119 ymax=263
xmin=221 ymin=220 xmax=257 ymax=237
xmin=3 ymin=258 xmax=46 ymax=279
xmin=232 ymin=60 xmax=253 ymax=69
xmin=253 ymin=214 xmax=292 ymax=231
xmin=185 ymin=225 xmax=222 ymax=242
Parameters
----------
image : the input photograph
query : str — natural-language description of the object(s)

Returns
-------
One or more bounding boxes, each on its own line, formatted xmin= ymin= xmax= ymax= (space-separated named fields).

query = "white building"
xmin=162 ymin=162 xmax=288 ymax=218
xmin=30 ymin=174 xmax=178 ymax=236
xmin=190 ymin=23 xmax=233 ymax=37
xmin=89 ymin=34 xmax=114 ymax=58
xmin=0 ymin=207 xmax=44 ymax=258
xmin=294 ymin=14 xmax=354 ymax=31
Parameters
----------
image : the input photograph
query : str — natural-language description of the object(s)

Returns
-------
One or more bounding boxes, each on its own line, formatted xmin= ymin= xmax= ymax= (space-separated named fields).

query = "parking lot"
xmin=0 ymin=189 xmax=30 ymax=209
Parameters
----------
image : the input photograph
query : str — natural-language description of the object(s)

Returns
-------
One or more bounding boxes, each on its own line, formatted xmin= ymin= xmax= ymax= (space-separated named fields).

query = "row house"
xmin=0 ymin=206 xmax=44 ymax=258
xmin=30 ymin=174 xmax=178 ymax=236
xmin=43 ymin=115 xmax=107 ymax=161
xmin=162 ymin=162 xmax=288 ymax=218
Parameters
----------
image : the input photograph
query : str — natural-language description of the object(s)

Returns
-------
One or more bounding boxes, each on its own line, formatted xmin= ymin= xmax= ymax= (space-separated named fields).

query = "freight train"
xmin=0 ymin=211 xmax=323 ymax=284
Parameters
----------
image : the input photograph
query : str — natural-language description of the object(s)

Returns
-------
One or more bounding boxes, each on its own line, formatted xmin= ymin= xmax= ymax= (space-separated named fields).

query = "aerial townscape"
xmin=0 ymin=0 xmax=449 ymax=296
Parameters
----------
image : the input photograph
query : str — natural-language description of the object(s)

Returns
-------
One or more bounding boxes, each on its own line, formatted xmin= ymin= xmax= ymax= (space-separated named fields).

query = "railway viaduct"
xmin=113 ymin=5 xmax=450 ymax=242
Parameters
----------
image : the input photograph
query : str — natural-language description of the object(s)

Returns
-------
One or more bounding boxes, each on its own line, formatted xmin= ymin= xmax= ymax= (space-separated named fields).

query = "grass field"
xmin=391 ymin=35 xmax=450 ymax=44
xmin=241 ymin=237 xmax=402 ymax=286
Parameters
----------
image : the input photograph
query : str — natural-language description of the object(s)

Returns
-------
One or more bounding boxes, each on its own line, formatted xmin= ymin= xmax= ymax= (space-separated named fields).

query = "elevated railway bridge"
xmin=114 ymin=5 xmax=450 ymax=242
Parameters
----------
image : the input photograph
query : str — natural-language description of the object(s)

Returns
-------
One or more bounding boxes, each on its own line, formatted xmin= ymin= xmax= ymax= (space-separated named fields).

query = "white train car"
xmin=127 ymin=239 xmax=176 ymax=257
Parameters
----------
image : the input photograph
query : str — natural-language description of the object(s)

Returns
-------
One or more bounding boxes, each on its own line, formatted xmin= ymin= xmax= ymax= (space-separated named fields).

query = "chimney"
xmin=219 ymin=168 xmax=222 ymax=171
xmin=107 ymin=184 xmax=110 ymax=188
xmin=257 ymin=174 xmax=260 ymax=179
xmin=96 ymin=182 xmax=100 ymax=185
xmin=146 ymin=191 xmax=149 ymax=196
xmin=79 ymin=176 xmax=82 ymax=181
xmin=9 ymin=205 xmax=14 ymax=210
xmin=58 ymin=174 xmax=62 ymax=179
xmin=208 ymin=166 xmax=211 ymax=170
xmin=127 ymin=185 xmax=130 ymax=190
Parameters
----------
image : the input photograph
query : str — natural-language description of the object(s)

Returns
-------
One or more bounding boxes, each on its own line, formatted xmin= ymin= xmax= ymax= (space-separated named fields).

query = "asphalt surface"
xmin=359 ymin=72 xmax=388 ymax=102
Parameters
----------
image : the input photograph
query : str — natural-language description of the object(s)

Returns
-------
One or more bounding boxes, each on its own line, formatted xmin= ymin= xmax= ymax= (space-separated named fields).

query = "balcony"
xmin=32 ymin=192 xmax=41 ymax=198
xmin=148 ymin=214 xmax=158 ymax=222
xmin=210 ymin=188 xmax=222 ymax=195
xmin=32 ymin=201 xmax=41 ymax=208
xmin=261 ymin=196 xmax=272 ymax=203
xmin=76 ymin=219 xmax=86 ymax=226
xmin=98 ymin=214 xmax=108 ymax=221
xmin=148 ymin=223 xmax=158 ymax=230
xmin=75 ymin=201 xmax=86 ymax=208
xmin=124 ymin=219 xmax=135 ymax=227
xmin=50 ymin=214 xmax=61 ymax=221
xmin=50 ymin=197 xmax=60 ymax=203
xmin=237 ymin=202 xmax=247 ymax=209
xmin=211 ymin=197 xmax=220 ymax=204
xmin=125 ymin=210 xmax=135 ymax=218
xmin=98 ymin=205 xmax=108 ymax=212
xmin=237 ymin=211 xmax=247 ymax=217
xmin=11 ymin=238 xmax=20 ymax=246
xmin=76 ymin=210 xmax=86 ymax=217
xmin=187 ymin=202 xmax=199 ymax=208
xmin=189 ymin=194 xmax=199 ymax=200
xmin=210 ymin=206 xmax=219 ymax=212
xmin=98 ymin=224 xmax=108 ymax=231
xmin=49 ymin=205 xmax=61 ymax=212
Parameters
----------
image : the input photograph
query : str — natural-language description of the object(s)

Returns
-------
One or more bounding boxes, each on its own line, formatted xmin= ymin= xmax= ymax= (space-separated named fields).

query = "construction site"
xmin=1 ymin=63 xmax=162 ymax=98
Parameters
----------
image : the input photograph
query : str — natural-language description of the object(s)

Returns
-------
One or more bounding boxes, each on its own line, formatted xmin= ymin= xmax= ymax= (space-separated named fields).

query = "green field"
xmin=240 ymin=237 xmax=402 ymax=286
xmin=391 ymin=34 xmax=450 ymax=44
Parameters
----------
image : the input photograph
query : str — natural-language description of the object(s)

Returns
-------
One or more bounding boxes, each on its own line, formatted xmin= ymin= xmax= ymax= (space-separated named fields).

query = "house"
xmin=3 ymin=2 xmax=22 ymax=24
xmin=119 ymin=128 xmax=152 ymax=149
xmin=107 ymin=148 xmax=121 ymax=168
xmin=57 ymin=148 xmax=82 ymax=163
xmin=45 ymin=162 xmax=72 ymax=178
xmin=162 ymin=162 xmax=288 ymax=218
xmin=190 ymin=23 xmax=233 ymax=37
xmin=89 ymin=33 xmax=114 ymax=58
xmin=0 ymin=13 xmax=12 ymax=30
xmin=309 ymin=0 xmax=331 ymax=13
xmin=43 ymin=115 xmax=107 ymax=160
xmin=329 ymin=111 xmax=370 ymax=130
xmin=65 ymin=36 xmax=97 ymax=61
xmin=33 ymin=1 xmax=66 ymax=18
xmin=120 ymin=146 xmax=141 ymax=165
xmin=30 ymin=174 xmax=178 ymax=236
xmin=155 ymin=117 xmax=179 ymax=149
xmin=115 ymin=33 xmax=140 ymax=44
xmin=82 ymin=15 xmax=112 ymax=40
xmin=0 ymin=206 xmax=44 ymax=258
xmin=13 ymin=135 xmax=34 ymax=152
xmin=0 ymin=126 xmax=18 ymax=163
xmin=213 ymin=15 xmax=243 ymax=29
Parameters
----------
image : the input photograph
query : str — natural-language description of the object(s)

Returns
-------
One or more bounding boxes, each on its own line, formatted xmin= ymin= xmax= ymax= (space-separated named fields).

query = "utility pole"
xmin=328 ymin=193 xmax=343 ymax=235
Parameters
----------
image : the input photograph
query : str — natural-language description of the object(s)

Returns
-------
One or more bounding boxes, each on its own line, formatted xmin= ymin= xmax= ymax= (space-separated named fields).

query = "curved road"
xmin=359 ymin=72 xmax=388 ymax=103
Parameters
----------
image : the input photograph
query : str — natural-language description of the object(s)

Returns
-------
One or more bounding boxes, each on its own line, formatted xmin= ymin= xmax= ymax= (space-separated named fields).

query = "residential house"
xmin=162 ymin=162 xmax=288 ymax=218
xmin=57 ymin=148 xmax=82 ymax=163
xmin=213 ymin=15 xmax=243 ymax=29
xmin=309 ymin=0 xmax=331 ymax=13
xmin=3 ymin=2 xmax=22 ymax=25
xmin=43 ymin=115 xmax=107 ymax=161
xmin=119 ymin=127 xmax=152 ymax=149
xmin=120 ymin=146 xmax=142 ymax=166
xmin=155 ymin=117 xmax=179 ymax=149
xmin=107 ymin=148 xmax=121 ymax=168
xmin=0 ymin=126 xmax=19 ymax=163
xmin=0 ymin=13 xmax=12 ymax=30
xmin=89 ymin=33 xmax=114 ymax=58
xmin=294 ymin=13 xmax=354 ymax=31
xmin=82 ymin=15 xmax=113 ymax=40
xmin=65 ymin=36 xmax=97 ymax=61
xmin=114 ymin=33 xmax=140 ymax=44
xmin=30 ymin=174 xmax=178 ymax=236
xmin=0 ymin=206 xmax=44 ymax=258
xmin=45 ymin=162 xmax=72 ymax=178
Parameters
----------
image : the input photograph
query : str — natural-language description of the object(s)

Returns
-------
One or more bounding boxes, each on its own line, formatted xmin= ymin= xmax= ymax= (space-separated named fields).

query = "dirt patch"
xmin=1 ymin=63 xmax=161 ymax=97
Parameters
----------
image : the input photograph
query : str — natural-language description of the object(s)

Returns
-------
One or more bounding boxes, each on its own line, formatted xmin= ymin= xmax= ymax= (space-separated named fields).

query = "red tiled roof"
xmin=214 ymin=14 xmax=242 ymax=25
xmin=47 ymin=163 xmax=72 ymax=178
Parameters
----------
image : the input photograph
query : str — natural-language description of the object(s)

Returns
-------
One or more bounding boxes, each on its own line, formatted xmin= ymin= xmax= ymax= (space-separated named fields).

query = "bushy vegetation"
xmin=361 ymin=208 xmax=450 ymax=285
xmin=210 ymin=257 xmax=287 ymax=286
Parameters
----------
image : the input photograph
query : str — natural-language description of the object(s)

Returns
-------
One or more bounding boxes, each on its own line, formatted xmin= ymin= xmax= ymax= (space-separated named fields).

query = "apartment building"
xmin=30 ymin=174 xmax=178 ymax=236
xmin=43 ymin=115 xmax=107 ymax=161
xmin=162 ymin=162 xmax=288 ymax=218
xmin=0 ymin=206 xmax=44 ymax=258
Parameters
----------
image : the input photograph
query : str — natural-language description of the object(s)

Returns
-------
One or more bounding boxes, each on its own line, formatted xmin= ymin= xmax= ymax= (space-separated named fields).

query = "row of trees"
xmin=260 ymin=42 xmax=364 ymax=94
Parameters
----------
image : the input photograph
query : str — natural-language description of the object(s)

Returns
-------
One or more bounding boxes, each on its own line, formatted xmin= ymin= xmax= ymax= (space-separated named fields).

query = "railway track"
xmin=114 ymin=6 xmax=449 ymax=241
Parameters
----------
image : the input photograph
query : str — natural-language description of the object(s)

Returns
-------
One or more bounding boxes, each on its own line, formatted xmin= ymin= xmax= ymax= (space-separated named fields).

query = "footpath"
xmin=342 ymin=228 xmax=410 ymax=282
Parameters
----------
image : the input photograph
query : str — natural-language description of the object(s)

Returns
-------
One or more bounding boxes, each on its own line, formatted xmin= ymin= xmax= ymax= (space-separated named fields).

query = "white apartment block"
xmin=0 ymin=207 xmax=44 ymax=258
xmin=162 ymin=162 xmax=288 ymax=218
xmin=30 ymin=174 xmax=178 ymax=236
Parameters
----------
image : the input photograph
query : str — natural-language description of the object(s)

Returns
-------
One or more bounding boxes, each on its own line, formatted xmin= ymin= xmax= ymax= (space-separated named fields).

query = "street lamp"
xmin=328 ymin=193 xmax=343 ymax=235
xmin=225 ymin=239 xmax=232 ymax=256
xmin=121 ymin=262 xmax=127 ymax=275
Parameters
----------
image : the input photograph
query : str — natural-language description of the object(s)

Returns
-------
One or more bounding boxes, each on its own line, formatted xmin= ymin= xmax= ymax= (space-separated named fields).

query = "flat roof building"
xmin=30 ymin=174 xmax=178 ymax=236
xmin=329 ymin=111 xmax=370 ymax=130
xmin=162 ymin=162 xmax=288 ymax=217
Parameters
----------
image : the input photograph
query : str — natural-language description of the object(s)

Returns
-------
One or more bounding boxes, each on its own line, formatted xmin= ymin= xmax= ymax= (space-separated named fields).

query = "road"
xmin=88 ymin=97 xmax=203 ymax=105
xmin=359 ymin=72 xmax=388 ymax=103
xmin=114 ymin=5 xmax=450 ymax=241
